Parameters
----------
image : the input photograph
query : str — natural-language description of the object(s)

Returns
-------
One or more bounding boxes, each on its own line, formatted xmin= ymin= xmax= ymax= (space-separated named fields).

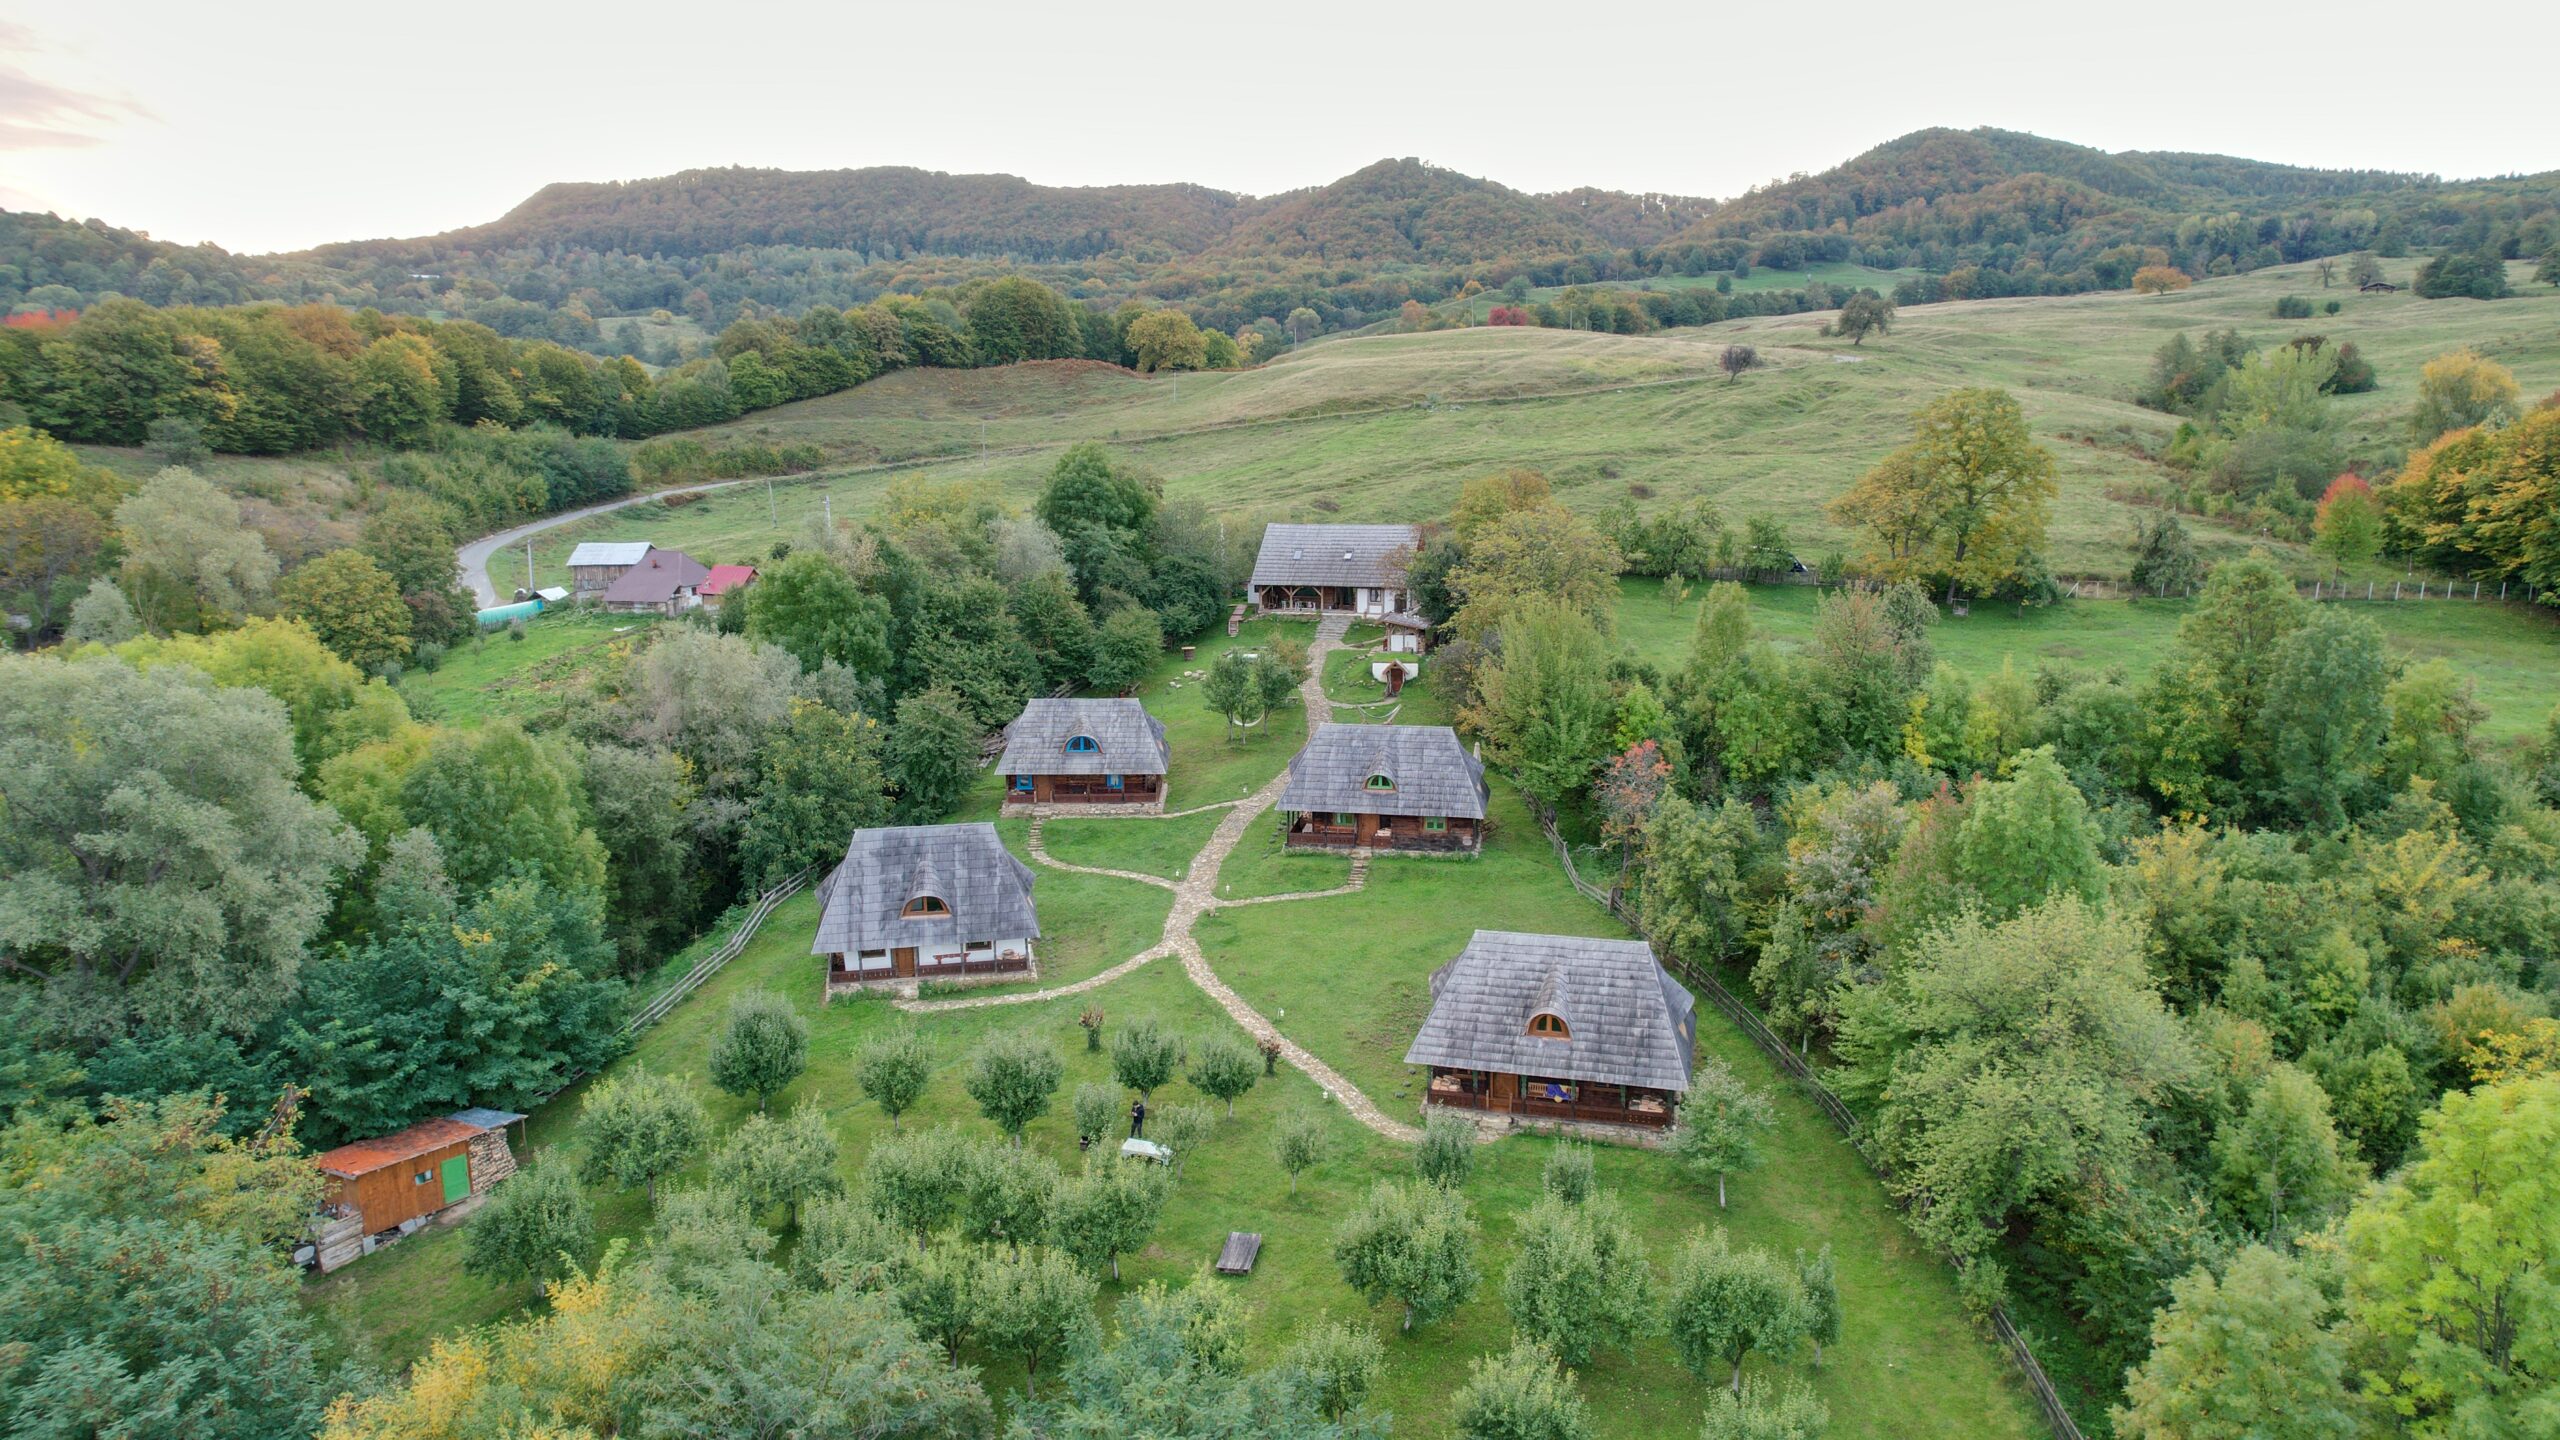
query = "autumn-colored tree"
xmin=1597 ymin=739 xmax=1673 ymax=887
xmin=1126 ymin=309 xmax=1207 ymax=373
xmin=2132 ymin=265 xmax=2193 ymax=295
xmin=2311 ymin=474 xmax=2382 ymax=577
xmin=1829 ymin=388 xmax=2057 ymax=603
xmin=277 ymin=550 xmax=413 ymax=669
xmin=1451 ymin=468 xmax=1555 ymax=545
xmin=2409 ymin=348 xmax=2521 ymax=444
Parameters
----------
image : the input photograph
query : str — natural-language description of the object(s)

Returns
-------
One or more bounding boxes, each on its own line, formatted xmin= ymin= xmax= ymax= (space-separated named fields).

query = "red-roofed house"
xmin=599 ymin=548 xmax=712 ymax=616
xmin=700 ymin=564 xmax=760 ymax=602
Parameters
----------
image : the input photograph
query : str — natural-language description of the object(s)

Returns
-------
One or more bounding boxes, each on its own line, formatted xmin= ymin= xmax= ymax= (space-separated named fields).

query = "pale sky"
xmin=3 ymin=1 xmax=2550 ymax=256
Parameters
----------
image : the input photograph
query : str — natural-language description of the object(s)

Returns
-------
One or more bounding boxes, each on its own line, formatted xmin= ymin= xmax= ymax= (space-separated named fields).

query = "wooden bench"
xmin=1215 ymin=1231 xmax=1262 ymax=1275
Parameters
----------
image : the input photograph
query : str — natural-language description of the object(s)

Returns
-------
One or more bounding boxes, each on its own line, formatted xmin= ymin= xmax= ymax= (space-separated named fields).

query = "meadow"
xmin=1612 ymin=577 xmax=2560 ymax=743
xmin=495 ymin=256 xmax=2559 ymax=595
xmin=307 ymin=621 xmax=2049 ymax=1439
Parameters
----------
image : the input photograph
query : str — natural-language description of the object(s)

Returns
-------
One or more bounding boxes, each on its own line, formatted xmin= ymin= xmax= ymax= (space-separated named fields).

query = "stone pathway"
xmin=898 ymin=614 xmax=1424 ymax=1142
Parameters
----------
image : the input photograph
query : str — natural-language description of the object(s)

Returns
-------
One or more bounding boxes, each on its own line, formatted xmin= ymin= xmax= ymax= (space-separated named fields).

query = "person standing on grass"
xmin=1130 ymin=1097 xmax=1147 ymax=1138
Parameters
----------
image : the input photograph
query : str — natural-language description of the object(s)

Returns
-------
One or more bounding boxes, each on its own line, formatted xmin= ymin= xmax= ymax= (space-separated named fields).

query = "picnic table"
xmin=1216 ymin=1232 xmax=1263 ymax=1275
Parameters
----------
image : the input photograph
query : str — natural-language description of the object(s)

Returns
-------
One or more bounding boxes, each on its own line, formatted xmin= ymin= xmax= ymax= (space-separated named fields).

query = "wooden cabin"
xmin=566 ymin=541 xmax=655 ymax=599
xmin=309 ymin=1108 xmax=524 ymax=1269
xmin=997 ymin=697 xmax=1171 ymax=809
xmin=1405 ymin=932 xmax=1695 ymax=1134
xmin=814 ymin=822 xmax=1039 ymax=996
xmin=1250 ymin=523 xmax=1420 ymax=616
xmin=1277 ymin=722 xmax=1488 ymax=853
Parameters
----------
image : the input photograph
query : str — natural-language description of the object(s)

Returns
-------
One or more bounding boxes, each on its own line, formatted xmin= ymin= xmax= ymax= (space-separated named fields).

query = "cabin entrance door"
xmin=440 ymin=1155 xmax=470 ymax=1204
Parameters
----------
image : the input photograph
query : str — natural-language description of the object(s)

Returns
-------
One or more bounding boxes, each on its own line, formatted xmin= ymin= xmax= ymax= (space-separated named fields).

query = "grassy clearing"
xmin=398 ymin=610 xmax=656 ymax=726
xmin=1613 ymin=577 xmax=2560 ymax=743
xmin=1036 ymin=806 xmax=1228 ymax=881
xmin=1212 ymin=823 xmax=1356 ymax=900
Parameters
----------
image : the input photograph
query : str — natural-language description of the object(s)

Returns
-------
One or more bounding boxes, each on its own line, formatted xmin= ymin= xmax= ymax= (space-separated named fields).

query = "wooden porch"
xmin=1422 ymin=1066 xmax=1674 ymax=1129
xmin=1286 ymin=812 xmax=1479 ymax=852
xmin=1004 ymin=774 xmax=1164 ymax=805
xmin=828 ymin=945 xmax=1033 ymax=990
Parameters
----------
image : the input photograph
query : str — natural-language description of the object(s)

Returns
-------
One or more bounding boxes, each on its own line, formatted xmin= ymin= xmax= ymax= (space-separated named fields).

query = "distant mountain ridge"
xmin=6 ymin=126 xmax=2551 ymax=334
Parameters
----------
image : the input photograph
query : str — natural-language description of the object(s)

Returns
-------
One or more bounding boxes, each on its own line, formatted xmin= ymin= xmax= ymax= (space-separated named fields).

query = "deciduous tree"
xmin=1666 ymin=1228 xmax=1811 ymax=1396
xmin=1186 ymin=1030 xmax=1260 ymax=1118
xmin=1332 ymin=1179 xmax=1481 ymax=1331
xmin=1450 ymin=1340 xmax=1592 ymax=1440
xmin=964 ymin=1028 xmax=1064 ymax=1146
xmin=576 ymin=1065 xmax=710 ymax=1205
xmin=2114 ymin=1246 xmax=2357 ymax=1440
xmin=1673 ymin=1059 xmax=1775 ymax=1209
xmin=710 ymin=990 xmax=811 ymax=1112
xmin=1501 ymin=1192 xmax=1655 ymax=1365
xmin=462 ymin=1158 xmax=594 ymax=1299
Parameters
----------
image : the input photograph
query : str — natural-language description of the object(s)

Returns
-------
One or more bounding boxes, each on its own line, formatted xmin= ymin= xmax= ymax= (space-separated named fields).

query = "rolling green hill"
xmin=513 ymin=255 xmax=2558 ymax=585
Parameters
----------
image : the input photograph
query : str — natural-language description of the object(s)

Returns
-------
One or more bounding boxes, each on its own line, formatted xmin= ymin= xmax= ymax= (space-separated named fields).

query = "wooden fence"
xmin=1526 ymin=796 xmax=2087 ymax=1440
xmin=620 ymin=866 xmax=813 ymax=1038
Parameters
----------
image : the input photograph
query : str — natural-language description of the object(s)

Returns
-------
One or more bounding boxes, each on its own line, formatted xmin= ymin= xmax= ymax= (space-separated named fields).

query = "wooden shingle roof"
xmin=997 ymin=698 xmax=1170 ymax=777
xmin=1278 ymin=723 xmax=1487 ymax=820
xmin=1249 ymin=524 xmax=1419 ymax=590
xmin=811 ymin=823 xmax=1039 ymax=955
xmin=1403 ymin=931 xmax=1696 ymax=1094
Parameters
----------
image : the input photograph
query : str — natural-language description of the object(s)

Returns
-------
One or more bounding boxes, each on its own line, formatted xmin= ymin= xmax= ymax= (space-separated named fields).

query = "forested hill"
xmin=1673 ymin=127 xmax=2554 ymax=273
xmin=1211 ymin=158 xmax=1599 ymax=264
xmin=8 ymin=128 xmax=2554 ymax=338
xmin=341 ymin=166 xmax=1262 ymax=264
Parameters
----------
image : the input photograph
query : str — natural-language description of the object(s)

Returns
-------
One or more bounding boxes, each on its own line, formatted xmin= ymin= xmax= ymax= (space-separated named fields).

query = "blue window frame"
xmin=1106 ymin=774 xmax=1125 ymax=790
xmin=1013 ymin=776 xmax=1034 ymax=791
xmin=1065 ymin=735 xmax=1098 ymax=753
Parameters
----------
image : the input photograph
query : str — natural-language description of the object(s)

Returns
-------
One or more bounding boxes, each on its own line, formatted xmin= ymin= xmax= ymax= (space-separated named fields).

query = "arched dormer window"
xmin=1065 ymin=735 xmax=1099 ymax=754
xmin=1527 ymin=1012 xmax=1570 ymax=1040
xmin=902 ymin=895 xmax=950 ymax=918
xmin=1364 ymin=773 xmax=1395 ymax=791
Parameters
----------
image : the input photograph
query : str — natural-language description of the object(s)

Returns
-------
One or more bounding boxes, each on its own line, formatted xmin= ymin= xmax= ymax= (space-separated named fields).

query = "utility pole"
xmin=822 ymin=492 xmax=832 ymax=531
xmin=766 ymin=475 xmax=777 ymax=528
xmin=524 ymin=541 xmax=534 ymax=599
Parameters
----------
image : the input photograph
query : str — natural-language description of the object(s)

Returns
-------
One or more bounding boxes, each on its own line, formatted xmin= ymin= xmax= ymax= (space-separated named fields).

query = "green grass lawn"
xmin=1214 ymin=821 xmax=1356 ymax=900
xmin=1036 ymin=806 xmax=1228 ymax=881
xmin=397 ymin=610 xmax=656 ymax=727
xmin=1613 ymin=577 xmax=2560 ymax=743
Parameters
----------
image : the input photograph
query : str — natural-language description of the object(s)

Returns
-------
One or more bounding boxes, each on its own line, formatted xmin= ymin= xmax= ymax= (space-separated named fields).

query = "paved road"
xmin=455 ymin=478 xmax=760 ymax=607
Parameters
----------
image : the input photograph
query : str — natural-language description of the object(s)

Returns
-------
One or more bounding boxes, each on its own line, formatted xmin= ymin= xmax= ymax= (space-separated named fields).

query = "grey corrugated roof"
xmin=1278 ymin=723 xmax=1487 ymax=820
xmin=568 ymin=541 xmax=653 ymax=568
xmin=811 ymin=823 xmax=1039 ymax=955
xmin=1249 ymin=524 xmax=1419 ymax=590
xmin=1403 ymin=931 xmax=1696 ymax=1093
xmin=600 ymin=549 xmax=709 ymax=604
xmin=997 ymin=698 xmax=1170 ymax=777
xmin=448 ymin=1107 xmax=526 ymax=1130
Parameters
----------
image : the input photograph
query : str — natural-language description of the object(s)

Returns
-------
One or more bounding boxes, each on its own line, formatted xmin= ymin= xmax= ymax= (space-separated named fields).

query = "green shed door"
xmin=440 ymin=1154 xmax=470 ymax=1205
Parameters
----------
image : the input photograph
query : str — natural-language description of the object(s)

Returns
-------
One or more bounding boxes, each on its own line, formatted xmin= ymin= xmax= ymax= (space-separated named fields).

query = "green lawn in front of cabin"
xmin=1036 ymin=806 xmax=1229 ymax=881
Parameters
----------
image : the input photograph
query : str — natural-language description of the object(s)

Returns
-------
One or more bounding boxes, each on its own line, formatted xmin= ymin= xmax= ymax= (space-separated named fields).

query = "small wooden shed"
xmin=310 ymin=1109 xmax=524 ymax=1267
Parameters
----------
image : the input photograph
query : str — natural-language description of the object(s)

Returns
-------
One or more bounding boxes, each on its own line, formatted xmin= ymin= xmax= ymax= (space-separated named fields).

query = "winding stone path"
xmin=899 ymin=615 xmax=1423 ymax=1142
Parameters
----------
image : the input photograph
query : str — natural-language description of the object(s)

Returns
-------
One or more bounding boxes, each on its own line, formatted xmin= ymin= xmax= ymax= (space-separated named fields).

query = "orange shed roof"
xmin=314 ymin=1115 xmax=486 ymax=1177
